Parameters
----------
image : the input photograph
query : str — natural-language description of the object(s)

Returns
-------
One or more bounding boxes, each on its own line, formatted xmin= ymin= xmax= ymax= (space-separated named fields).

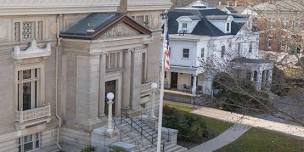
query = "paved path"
xmin=187 ymin=124 xmax=251 ymax=152
xmin=192 ymin=107 xmax=304 ymax=138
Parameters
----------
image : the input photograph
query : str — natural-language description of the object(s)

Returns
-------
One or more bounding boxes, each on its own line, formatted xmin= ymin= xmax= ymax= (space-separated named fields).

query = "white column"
xmin=106 ymin=92 xmax=115 ymax=134
xmin=151 ymin=83 xmax=158 ymax=119
xmin=256 ymin=70 xmax=262 ymax=91
xmin=192 ymin=75 xmax=197 ymax=96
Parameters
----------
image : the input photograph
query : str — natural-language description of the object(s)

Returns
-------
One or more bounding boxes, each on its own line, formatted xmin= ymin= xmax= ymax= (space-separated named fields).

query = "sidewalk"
xmin=192 ymin=106 xmax=304 ymax=138
xmin=187 ymin=124 xmax=251 ymax=152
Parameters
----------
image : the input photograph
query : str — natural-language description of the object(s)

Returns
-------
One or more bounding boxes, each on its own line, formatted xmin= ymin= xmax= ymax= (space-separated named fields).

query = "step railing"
xmin=121 ymin=109 xmax=167 ymax=151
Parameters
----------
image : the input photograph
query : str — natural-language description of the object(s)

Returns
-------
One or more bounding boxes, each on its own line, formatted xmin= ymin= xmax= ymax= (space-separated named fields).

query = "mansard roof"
xmin=60 ymin=13 xmax=151 ymax=40
xmin=168 ymin=8 xmax=245 ymax=37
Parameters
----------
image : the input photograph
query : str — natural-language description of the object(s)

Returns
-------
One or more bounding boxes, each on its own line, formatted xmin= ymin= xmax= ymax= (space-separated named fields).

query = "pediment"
xmin=99 ymin=22 xmax=141 ymax=39
xmin=60 ymin=13 xmax=151 ymax=40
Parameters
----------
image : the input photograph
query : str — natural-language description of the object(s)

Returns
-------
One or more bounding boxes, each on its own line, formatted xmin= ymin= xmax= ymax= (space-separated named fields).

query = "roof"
xmin=168 ymin=8 xmax=245 ymax=36
xmin=253 ymin=0 xmax=304 ymax=12
xmin=60 ymin=13 xmax=151 ymax=40
xmin=232 ymin=57 xmax=272 ymax=64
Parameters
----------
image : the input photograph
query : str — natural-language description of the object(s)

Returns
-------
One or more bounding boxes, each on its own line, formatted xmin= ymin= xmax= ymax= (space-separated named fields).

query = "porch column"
xmin=256 ymin=70 xmax=262 ymax=91
xmin=192 ymin=74 xmax=197 ymax=96
xmin=250 ymin=70 xmax=254 ymax=81
xmin=99 ymin=53 xmax=106 ymax=117
xmin=130 ymin=48 xmax=143 ymax=111
xmin=268 ymin=70 xmax=273 ymax=83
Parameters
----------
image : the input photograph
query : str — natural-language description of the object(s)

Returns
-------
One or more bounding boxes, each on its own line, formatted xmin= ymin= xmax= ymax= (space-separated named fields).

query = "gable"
xmin=99 ymin=22 xmax=141 ymax=39
xmin=60 ymin=13 xmax=151 ymax=40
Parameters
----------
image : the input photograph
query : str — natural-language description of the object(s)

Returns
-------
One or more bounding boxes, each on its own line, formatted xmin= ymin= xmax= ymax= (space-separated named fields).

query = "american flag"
xmin=164 ymin=30 xmax=170 ymax=71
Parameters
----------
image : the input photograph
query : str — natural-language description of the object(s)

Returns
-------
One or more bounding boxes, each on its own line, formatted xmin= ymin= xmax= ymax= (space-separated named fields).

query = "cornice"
xmin=0 ymin=0 xmax=171 ymax=16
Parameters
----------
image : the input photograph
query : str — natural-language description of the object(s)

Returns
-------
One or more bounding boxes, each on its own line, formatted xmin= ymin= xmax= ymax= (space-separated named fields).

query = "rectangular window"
xmin=19 ymin=133 xmax=41 ymax=152
xmin=201 ymin=48 xmax=205 ymax=58
xmin=226 ymin=22 xmax=230 ymax=32
xmin=136 ymin=16 xmax=145 ymax=25
xmin=267 ymin=37 xmax=272 ymax=49
xmin=14 ymin=21 xmax=44 ymax=42
xmin=221 ymin=46 xmax=225 ymax=58
xmin=144 ymin=15 xmax=150 ymax=28
xmin=106 ymin=52 xmax=121 ymax=71
xmin=182 ymin=48 xmax=190 ymax=58
xmin=17 ymin=68 xmax=40 ymax=111
xmin=14 ymin=22 xmax=21 ymax=41
xmin=182 ymin=23 xmax=187 ymax=29
xmin=249 ymin=42 xmax=253 ymax=53
xmin=237 ymin=43 xmax=241 ymax=54
xmin=22 ymin=22 xmax=35 ymax=41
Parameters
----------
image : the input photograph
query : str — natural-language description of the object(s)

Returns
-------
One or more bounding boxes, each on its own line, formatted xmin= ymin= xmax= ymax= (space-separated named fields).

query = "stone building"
xmin=165 ymin=1 xmax=273 ymax=96
xmin=0 ymin=0 xmax=186 ymax=152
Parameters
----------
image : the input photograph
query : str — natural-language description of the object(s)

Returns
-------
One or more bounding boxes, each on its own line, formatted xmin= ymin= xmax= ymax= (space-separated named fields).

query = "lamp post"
xmin=151 ymin=83 xmax=158 ymax=119
xmin=106 ymin=92 xmax=115 ymax=134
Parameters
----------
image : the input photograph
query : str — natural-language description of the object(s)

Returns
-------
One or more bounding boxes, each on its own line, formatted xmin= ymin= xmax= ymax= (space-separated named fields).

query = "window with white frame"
xmin=221 ymin=46 xmax=225 ymax=58
xmin=182 ymin=23 xmax=188 ymax=30
xmin=237 ymin=43 xmax=241 ymax=54
xmin=201 ymin=48 xmax=205 ymax=58
xmin=267 ymin=37 xmax=272 ymax=49
xmin=226 ymin=22 xmax=231 ymax=32
xmin=249 ymin=42 xmax=253 ymax=53
xmin=17 ymin=68 xmax=41 ymax=111
xmin=14 ymin=20 xmax=44 ymax=41
xmin=182 ymin=48 xmax=190 ymax=58
xmin=18 ymin=133 xmax=41 ymax=152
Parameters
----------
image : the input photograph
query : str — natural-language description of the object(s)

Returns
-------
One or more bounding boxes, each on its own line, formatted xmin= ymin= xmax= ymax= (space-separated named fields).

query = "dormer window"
xmin=226 ymin=22 xmax=231 ymax=33
xmin=182 ymin=23 xmax=188 ymax=30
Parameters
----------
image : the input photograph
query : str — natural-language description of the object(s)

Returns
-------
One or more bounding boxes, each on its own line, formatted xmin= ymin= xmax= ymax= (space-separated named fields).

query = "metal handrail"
xmin=120 ymin=110 xmax=169 ymax=152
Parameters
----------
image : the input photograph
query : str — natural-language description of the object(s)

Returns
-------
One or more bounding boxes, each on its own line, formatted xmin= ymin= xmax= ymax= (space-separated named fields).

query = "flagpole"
xmin=156 ymin=10 xmax=168 ymax=152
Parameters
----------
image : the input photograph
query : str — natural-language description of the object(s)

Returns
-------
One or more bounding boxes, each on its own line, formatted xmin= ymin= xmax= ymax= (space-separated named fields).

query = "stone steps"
xmin=114 ymin=118 xmax=187 ymax=152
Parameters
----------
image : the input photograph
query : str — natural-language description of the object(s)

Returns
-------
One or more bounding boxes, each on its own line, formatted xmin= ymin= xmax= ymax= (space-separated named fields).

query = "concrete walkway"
xmin=192 ymin=107 xmax=304 ymax=138
xmin=187 ymin=124 xmax=251 ymax=152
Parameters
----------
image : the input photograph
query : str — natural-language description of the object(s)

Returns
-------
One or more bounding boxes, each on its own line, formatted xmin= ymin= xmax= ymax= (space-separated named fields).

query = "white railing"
xmin=16 ymin=104 xmax=51 ymax=123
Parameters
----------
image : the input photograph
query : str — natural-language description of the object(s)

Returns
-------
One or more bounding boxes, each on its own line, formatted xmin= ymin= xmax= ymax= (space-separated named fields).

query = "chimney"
xmin=219 ymin=1 xmax=222 ymax=6
xmin=118 ymin=0 xmax=128 ymax=13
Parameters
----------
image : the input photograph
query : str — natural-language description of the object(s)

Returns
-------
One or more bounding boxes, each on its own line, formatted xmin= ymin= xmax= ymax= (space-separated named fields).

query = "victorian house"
xmin=0 ymin=0 xmax=186 ymax=152
xmin=165 ymin=1 xmax=273 ymax=96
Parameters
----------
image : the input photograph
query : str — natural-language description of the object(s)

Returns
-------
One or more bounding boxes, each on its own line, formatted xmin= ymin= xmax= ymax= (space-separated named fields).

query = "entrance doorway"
xmin=105 ymin=80 xmax=116 ymax=116
xmin=170 ymin=72 xmax=178 ymax=89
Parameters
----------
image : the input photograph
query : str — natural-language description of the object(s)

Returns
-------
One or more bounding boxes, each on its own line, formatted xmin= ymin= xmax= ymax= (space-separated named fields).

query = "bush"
xmin=163 ymin=106 xmax=215 ymax=143
xmin=110 ymin=146 xmax=128 ymax=152
xmin=81 ymin=146 xmax=95 ymax=152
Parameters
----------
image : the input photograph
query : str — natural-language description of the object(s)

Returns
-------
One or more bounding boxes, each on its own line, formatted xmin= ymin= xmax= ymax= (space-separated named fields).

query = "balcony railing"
xmin=16 ymin=104 xmax=51 ymax=123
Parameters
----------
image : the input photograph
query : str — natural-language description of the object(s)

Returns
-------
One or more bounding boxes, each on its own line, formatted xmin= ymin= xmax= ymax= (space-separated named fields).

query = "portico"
xmin=60 ymin=13 xmax=152 ymax=130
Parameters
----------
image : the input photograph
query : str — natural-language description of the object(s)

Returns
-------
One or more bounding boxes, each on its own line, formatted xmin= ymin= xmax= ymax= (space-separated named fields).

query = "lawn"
xmin=163 ymin=101 xmax=232 ymax=148
xmin=164 ymin=101 xmax=194 ymax=112
xmin=164 ymin=101 xmax=232 ymax=134
xmin=216 ymin=128 xmax=304 ymax=152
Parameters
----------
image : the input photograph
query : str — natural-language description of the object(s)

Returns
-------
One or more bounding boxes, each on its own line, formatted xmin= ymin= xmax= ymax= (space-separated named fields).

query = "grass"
xmin=164 ymin=101 xmax=194 ymax=112
xmin=164 ymin=101 xmax=232 ymax=134
xmin=164 ymin=101 xmax=232 ymax=148
xmin=216 ymin=128 xmax=304 ymax=152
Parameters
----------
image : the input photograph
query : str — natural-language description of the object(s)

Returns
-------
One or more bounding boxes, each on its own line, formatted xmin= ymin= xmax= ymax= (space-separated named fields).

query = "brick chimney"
xmin=118 ymin=0 xmax=128 ymax=13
